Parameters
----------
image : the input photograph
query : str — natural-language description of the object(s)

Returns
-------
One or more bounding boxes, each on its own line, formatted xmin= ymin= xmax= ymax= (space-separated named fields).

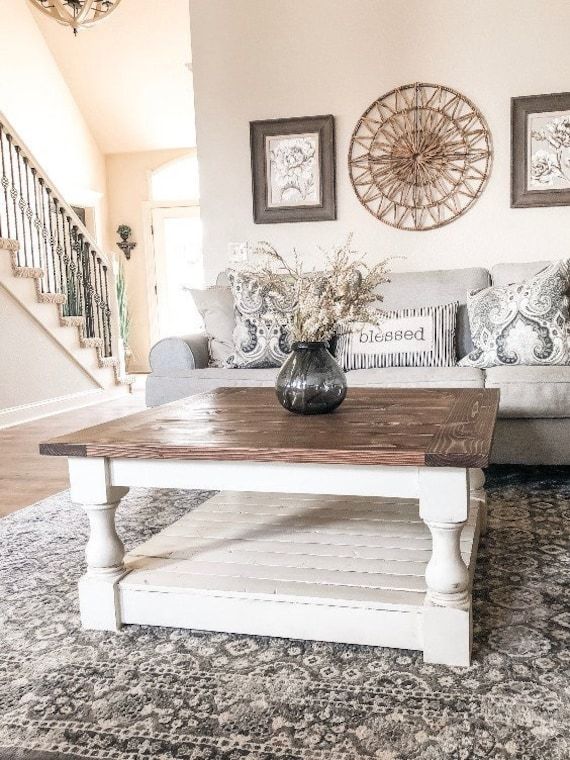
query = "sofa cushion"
xmin=146 ymin=364 xmax=484 ymax=407
xmin=145 ymin=368 xmax=279 ymax=406
xmin=346 ymin=366 xmax=484 ymax=388
xmin=491 ymin=260 xmax=550 ymax=287
xmin=485 ymin=365 xmax=570 ymax=418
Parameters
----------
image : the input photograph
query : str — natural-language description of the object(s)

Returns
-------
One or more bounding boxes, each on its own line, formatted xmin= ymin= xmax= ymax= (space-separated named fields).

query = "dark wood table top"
xmin=39 ymin=387 xmax=499 ymax=468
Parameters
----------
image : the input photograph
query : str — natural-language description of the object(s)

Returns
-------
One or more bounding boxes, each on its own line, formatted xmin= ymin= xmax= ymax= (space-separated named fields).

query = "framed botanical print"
xmin=512 ymin=92 xmax=570 ymax=207
xmin=250 ymin=115 xmax=336 ymax=223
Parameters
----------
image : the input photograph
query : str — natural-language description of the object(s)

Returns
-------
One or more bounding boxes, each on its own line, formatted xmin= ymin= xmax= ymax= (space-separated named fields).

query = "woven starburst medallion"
xmin=348 ymin=83 xmax=493 ymax=231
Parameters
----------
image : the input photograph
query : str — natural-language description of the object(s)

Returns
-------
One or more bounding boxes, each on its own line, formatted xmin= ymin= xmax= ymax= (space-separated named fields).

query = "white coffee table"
xmin=40 ymin=387 xmax=499 ymax=667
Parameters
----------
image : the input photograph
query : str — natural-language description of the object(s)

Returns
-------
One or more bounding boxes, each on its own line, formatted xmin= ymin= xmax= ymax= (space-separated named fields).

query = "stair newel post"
xmin=0 ymin=125 xmax=10 ymax=239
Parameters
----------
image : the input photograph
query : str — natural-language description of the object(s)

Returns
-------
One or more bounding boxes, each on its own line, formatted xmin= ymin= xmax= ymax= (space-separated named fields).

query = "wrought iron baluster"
xmin=22 ymin=157 xmax=36 ymax=271
xmin=7 ymin=137 xmax=22 ymax=264
xmin=61 ymin=210 xmax=73 ymax=316
xmin=50 ymin=198 xmax=67 ymax=302
xmin=53 ymin=197 xmax=65 ymax=297
xmin=39 ymin=180 xmax=54 ymax=294
xmin=75 ymin=231 xmax=85 ymax=319
xmin=92 ymin=250 xmax=103 ymax=343
xmin=31 ymin=168 xmax=46 ymax=290
xmin=82 ymin=241 xmax=94 ymax=336
xmin=15 ymin=149 xmax=29 ymax=265
xmin=0 ymin=126 xmax=10 ymax=239
xmin=41 ymin=179 xmax=52 ymax=293
xmin=67 ymin=219 xmax=80 ymax=317
xmin=102 ymin=264 xmax=112 ymax=357
xmin=97 ymin=256 xmax=107 ymax=352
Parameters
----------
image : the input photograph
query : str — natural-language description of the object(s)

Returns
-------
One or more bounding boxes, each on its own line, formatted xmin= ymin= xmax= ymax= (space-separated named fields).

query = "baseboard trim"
xmin=0 ymin=387 xmax=127 ymax=429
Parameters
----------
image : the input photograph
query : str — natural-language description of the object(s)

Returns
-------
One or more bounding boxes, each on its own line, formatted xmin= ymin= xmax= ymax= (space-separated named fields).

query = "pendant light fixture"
xmin=29 ymin=0 xmax=123 ymax=35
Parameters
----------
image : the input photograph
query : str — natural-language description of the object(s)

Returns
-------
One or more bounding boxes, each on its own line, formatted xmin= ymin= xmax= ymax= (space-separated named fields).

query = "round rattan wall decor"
xmin=348 ymin=83 xmax=493 ymax=231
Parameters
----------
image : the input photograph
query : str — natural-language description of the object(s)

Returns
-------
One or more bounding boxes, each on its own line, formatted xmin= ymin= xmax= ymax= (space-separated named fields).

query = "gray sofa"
xmin=146 ymin=261 xmax=570 ymax=465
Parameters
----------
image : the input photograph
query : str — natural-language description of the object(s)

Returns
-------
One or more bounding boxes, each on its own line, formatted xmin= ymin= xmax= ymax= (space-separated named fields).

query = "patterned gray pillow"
xmin=459 ymin=259 xmax=570 ymax=368
xmin=225 ymin=270 xmax=295 ymax=368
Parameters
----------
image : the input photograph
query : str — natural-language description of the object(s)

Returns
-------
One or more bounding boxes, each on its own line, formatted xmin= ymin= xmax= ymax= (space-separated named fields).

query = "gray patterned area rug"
xmin=1 ymin=467 xmax=569 ymax=760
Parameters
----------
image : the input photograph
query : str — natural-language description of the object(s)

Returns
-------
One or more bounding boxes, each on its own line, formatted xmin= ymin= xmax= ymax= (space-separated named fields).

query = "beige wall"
xmin=0 ymin=287 xmax=98 ymax=411
xmin=0 ymin=0 xmax=108 ymax=246
xmin=190 ymin=0 xmax=570 ymax=283
xmin=105 ymin=149 xmax=194 ymax=372
xmin=30 ymin=0 xmax=195 ymax=155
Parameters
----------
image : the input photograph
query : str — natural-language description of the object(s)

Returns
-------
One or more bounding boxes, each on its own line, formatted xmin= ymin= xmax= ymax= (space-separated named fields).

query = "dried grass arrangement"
xmin=238 ymin=235 xmax=392 ymax=343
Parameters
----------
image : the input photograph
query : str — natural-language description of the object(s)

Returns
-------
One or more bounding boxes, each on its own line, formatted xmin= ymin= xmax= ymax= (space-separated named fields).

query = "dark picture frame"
xmin=512 ymin=92 xmax=570 ymax=208
xmin=250 ymin=115 xmax=336 ymax=223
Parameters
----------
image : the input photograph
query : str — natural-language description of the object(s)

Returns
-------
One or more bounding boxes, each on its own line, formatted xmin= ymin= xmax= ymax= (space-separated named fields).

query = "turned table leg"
xmin=419 ymin=468 xmax=471 ymax=666
xmin=470 ymin=467 xmax=487 ymax=535
xmin=69 ymin=457 xmax=129 ymax=631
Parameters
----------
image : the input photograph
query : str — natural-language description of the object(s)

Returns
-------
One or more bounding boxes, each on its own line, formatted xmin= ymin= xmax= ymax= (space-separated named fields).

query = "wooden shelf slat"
xmin=121 ymin=491 xmax=480 ymax=617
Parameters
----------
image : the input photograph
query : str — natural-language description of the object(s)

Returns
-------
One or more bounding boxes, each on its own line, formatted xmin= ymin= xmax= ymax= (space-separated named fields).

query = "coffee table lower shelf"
xmin=113 ymin=491 xmax=482 ymax=658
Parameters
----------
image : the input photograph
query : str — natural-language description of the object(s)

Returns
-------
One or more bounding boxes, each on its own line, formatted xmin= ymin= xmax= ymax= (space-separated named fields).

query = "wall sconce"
xmin=116 ymin=224 xmax=136 ymax=260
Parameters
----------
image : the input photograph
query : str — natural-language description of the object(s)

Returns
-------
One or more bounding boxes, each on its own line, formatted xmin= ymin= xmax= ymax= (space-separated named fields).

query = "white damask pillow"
xmin=225 ymin=270 xmax=295 ymax=368
xmin=190 ymin=286 xmax=235 ymax=367
xmin=459 ymin=259 xmax=570 ymax=368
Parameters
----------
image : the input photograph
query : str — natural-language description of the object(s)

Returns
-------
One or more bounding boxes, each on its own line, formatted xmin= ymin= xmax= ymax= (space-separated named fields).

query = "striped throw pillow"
xmin=334 ymin=303 xmax=459 ymax=370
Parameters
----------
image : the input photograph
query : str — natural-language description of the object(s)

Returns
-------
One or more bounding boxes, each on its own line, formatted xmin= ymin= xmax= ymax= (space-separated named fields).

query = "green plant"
xmin=115 ymin=257 xmax=131 ymax=355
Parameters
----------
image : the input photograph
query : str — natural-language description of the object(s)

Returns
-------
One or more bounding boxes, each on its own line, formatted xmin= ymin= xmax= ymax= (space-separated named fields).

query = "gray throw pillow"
xmin=459 ymin=259 xmax=570 ymax=368
xmin=190 ymin=286 xmax=235 ymax=367
xmin=225 ymin=269 xmax=295 ymax=368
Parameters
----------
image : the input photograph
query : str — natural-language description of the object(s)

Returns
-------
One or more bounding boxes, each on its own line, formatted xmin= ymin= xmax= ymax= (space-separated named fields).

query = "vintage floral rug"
xmin=1 ymin=467 xmax=569 ymax=760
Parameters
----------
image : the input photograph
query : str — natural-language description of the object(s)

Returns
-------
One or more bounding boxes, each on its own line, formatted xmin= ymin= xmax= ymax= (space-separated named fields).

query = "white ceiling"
xmin=30 ymin=0 xmax=195 ymax=154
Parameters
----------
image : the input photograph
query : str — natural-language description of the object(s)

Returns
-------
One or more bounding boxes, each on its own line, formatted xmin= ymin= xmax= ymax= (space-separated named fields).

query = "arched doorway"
xmin=148 ymin=153 xmax=203 ymax=340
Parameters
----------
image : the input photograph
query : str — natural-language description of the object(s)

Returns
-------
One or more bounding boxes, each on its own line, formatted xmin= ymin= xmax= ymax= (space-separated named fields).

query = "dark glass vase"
xmin=276 ymin=341 xmax=347 ymax=415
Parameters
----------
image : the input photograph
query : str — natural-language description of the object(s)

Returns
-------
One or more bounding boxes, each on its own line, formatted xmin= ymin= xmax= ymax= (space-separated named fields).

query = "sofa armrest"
xmin=149 ymin=334 xmax=209 ymax=374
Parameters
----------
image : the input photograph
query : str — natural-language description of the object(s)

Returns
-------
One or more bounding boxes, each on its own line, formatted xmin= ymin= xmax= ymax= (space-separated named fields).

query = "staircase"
xmin=0 ymin=112 xmax=132 ymax=425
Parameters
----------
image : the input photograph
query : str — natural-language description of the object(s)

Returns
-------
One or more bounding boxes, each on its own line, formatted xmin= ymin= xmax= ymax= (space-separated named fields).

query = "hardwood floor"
xmin=0 ymin=391 xmax=146 ymax=517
